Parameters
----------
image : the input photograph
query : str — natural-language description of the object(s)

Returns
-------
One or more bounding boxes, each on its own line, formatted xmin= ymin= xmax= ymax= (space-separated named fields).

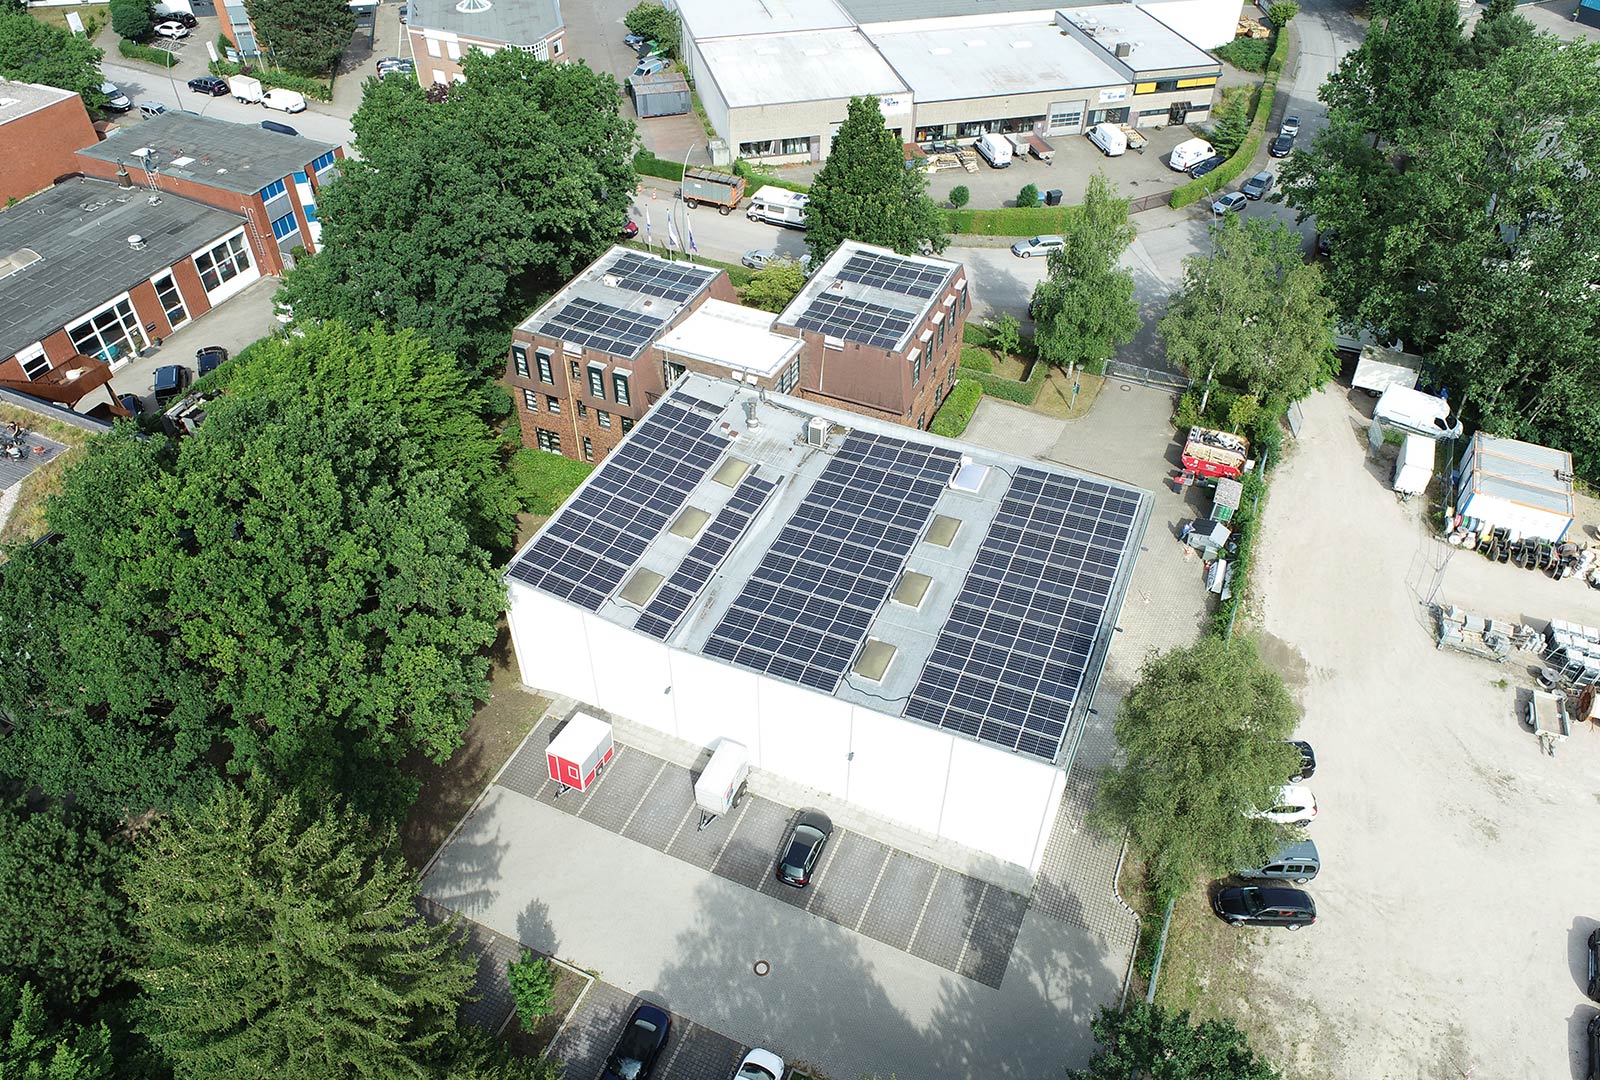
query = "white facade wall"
xmin=508 ymin=582 xmax=1065 ymax=871
xmin=1457 ymin=492 xmax=1572 ymax=542
xmin=686 ymin=38 xmax=730 ymax=141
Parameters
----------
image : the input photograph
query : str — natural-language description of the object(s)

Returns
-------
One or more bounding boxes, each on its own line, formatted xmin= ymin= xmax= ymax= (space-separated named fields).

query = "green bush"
xmin=930 ymin=380 xmax=983 ymax=438
xmin=119 ymin=38 xmax=177 ymax=66
xmin=959 ymin=355 xmax=1048 ymax=406
xmin=963 ymin=322 xmax=993 ymax=348
xmin=1015 ymin=182 xmax=1039 ymax=209
xmin=958 ymin=346 xmax=993 ymax=374
xmin=510 ymin=449 xmax=593 ymax=515
xmin=207 ymin=59 xmax=332 ymax=100
xmin=1212 ymin=37 xmax=1270 ymax=72
xmin=944 ymin=205 xmax=1082 ymax=237
xmin=1210 ymin=469 xmax=1266 ymax=636
xmin=732 ymin=159 xmax=809 ymax=195
xmin=949 ymin=185 xmax=970 ymax=209
xmin=633 ymin=150 xmax=684 ymax=183
xmin=506 ymin=951 xmax=557 ymax=1031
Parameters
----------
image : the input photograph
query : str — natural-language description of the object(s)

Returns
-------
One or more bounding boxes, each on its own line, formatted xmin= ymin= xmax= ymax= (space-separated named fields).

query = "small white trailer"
xmin=1352 ymin=344 xmax=1423 ymax=396
xmin=1392 ymin=433 xmax=1434 ymax=497
xmin=228 ymin=75 xmax=263 ymax=103
xmin=694 ymin=740 xmax=750 ymax=830
xmin=745 ymin=186 xmax=809 ymax=230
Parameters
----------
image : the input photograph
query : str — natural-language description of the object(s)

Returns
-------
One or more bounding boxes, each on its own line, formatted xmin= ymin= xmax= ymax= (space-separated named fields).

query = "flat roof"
xmin=1464 ymin=432 xmax=1575 ymax=518
xmin=1057 ymin=6 xmax=1217 ymax=73
xmin=0 ymin=179 xmax=244 ymax=362
xmin=517 ymin=247 xmax=720 ymax=361
xmin=675 ymin=0 xmax=853 ymax=40
xmin=775 ymin=240 xmax=961 ymax=352
xmin=408 ymin=0 xmax=561 ymax=44
xmin=0 ymin=79 xmax=78 ymax=126
xmin=76 ymin=112 xmax=340 ymax=197
xmin=698 ymin=27 xmax=908 ymax=108
xmin=872 ymin=18 xmax=1128 ymax=101
xmin=841 ymin=0 xmax=1060 ymax=21
xmin=654 ymin=299 xmax=801 ymax=379
xmin=506 ymin=373 xmax=1150 ymax=765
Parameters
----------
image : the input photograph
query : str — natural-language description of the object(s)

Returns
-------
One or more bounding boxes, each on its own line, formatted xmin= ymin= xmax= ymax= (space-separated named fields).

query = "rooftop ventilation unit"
xmin=805 ymin=415 xmax=828 ymax=448
xmin=949 ymin=456 xmax=989 ymax=493
xmin=454 ymin=0 xmax=491 ymax=12
xmin=127 ymin=234 xmax=146 ymax=249
xmin=601 ymin=274 xmax=620 ymax=287
xmin=1114 ymin=40 xmax=1133 ymax=57
xmin=742 ymin=399 xmax=761 ymax=431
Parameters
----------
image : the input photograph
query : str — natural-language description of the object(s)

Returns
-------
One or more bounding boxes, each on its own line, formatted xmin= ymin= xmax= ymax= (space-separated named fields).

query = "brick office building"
xmin=408 ymin=0 xmax=565 ymax=87
xmin=0 ymin=81 xmax=98 ymax=205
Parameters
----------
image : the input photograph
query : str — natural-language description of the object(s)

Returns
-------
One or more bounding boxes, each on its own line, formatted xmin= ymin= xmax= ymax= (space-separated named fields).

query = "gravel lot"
xmin=1244 ymin=386 xmax=1600 ymax=1079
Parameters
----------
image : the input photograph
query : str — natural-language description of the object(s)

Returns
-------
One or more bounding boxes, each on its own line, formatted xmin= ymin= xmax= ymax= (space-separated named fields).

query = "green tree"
xmin=990 ymin=312 xmax=1021 ymax=359
xmin=0 ymin=13 xmax=105 ymax=105
xmin=740 ymin=258 xmax=807 ymax=313
xmin=805 ymin=96 xmax=947 ymax=262
xmin=284 ymin=51 xmax=636 ymax=379
xmin=506 ymin=952 xmax=556 ymax=1032
xmin=245 ymin=0 xmax=355 ymax=74
xmin=948 ymin=185 xmax=969 ymax=210
xmin=0 ymin=0 xmax=24 ymax=15
xmin=1320 ymin=0 xmax=1464 ymax=142
xmin=1070 ymin=1003 xmax=1282 ymax=1080
xmin=623 ymin=2 xmax=679 ymax=56
xmin=0 ymin=324 xmax=509 ymax=819
xmin=1467 ymin=0 xmax=1533 ymax=63
xmin=109 ymin=0 xmax=155 ymax=41
xmin=127 ymin=785 xmax=476 ymax=1079
xmin=0 ymin=793 xmax=134 ymax=1009
xmin=1158 ymin=217 xmax=1334 ymax=410
xmin=1208 ymin=93 xmax=1250 ymax=158
xmin=0 ymin=977 xmax=117 ymax=1080
xmin=1030 ymin=173 xmax=1139 ymax=373
xmin=1094 ymin=635 xmax=1302 ymax=900
xmin=1015 ymin=182 xmax=1038 ymax=209
xmin=1266 ymin=0 xmax=1298 ymax=26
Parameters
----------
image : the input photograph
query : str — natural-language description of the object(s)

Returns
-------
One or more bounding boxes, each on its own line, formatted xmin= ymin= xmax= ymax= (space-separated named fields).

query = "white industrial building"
xmin=672 ymin=0 xmax=1227 ymax=163
xmin=505 ymin=374 xmax=1149 ymax=871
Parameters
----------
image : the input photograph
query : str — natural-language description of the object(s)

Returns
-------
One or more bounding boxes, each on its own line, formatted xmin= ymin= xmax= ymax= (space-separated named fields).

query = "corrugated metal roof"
xmin=1464 ymin=432 xmax=1574 ymax=517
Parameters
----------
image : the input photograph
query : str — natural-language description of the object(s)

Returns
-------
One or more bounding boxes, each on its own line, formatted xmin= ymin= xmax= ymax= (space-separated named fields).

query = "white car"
xmin=1211 ymin=192 xmax=1248 ymax=217
xmin=1280 ymin=114 xmax=1301 ymax=138
xmin=1010 ymin=234 xmax=1065 ymax=259
xmin=1248 ymin=784 xmax=1317 ymax=826
xmin=261 ymin=88 xmax=307 ymax=113
xmin=153 ymin=20 xmax=190 ymax=38
xmin=733 ymin=1048 xmax=784 ymax=1080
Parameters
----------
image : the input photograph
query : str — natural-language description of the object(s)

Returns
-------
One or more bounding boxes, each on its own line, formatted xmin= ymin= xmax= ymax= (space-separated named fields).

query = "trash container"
xmin=1045 ymin=188 xmax=1063 ymax=206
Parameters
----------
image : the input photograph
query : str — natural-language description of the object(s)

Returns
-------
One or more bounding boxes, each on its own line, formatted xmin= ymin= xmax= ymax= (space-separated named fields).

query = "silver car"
xmin=1011 ymin=234 xmax=1064 ymax=258
xmin=741 ymin=248 xmax=775 ymax=270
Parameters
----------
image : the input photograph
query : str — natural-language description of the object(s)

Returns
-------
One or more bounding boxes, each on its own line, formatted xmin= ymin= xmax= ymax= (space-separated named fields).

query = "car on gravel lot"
xmin=1270 ymin=132 xmax=1295 ymax=158
xmin=1588 ymin=928 xmax=1600 ymax=1001
xmin=733 ymin=1048 xmax=784 ymax=1080
xmin=775 ymin=808 xmax=831 ymax=888
xmin=1214 ymin=885 xmax=1316 ymax=929
xmin=188 ymin=75 xmax=229 ymax=96
xmin=603 ymin=1004 xmax=670 ymax=1080
xmin=1247 ymin=784 xmax=1317 ymax=825
xmin=1011 ymin=234 xmax=1064 ymax=259
xmin=1241 ymin=170 xmax=1275 ymax=200
xmin=1289 ymin=740 xmax=1316 ymax=782
xmin=1239 ymin=838 xmax=1321 ymax=883
xmin=1211 ymin=192 xmax=1248 ymax=217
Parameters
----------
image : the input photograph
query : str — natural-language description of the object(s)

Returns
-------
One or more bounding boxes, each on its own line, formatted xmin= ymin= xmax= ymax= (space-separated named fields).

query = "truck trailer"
xmin=680 ymin=168 xmax=746 ymax=215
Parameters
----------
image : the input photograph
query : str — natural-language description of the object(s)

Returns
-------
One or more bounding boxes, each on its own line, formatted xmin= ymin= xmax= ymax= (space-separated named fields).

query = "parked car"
xmin=1288 ymin=740 xmax=1316 ymax=782
xmin=1248 ymin=784 xmax=1317 ymax=825
xmin=138 ymin=101 xmax=168 ymax=117
xmin=154 ymin=20 xmax=190 ymax=38
xmin=633 ymin=57 xmax=668 ymax=78
xmin=1011 ymin=234 xmax=1065 ymax=259
xmin=398 ymin=2 xmax=407 ymax=22
xmin=602 ymin=1005 xmax=671 ymax=1080
xmin=1239 ymin=838 xmax=1320 ymax=883
xmin=1316 ymin=230 xmax=1336 ymax=256
xmin=623 ymin=31 xmax=647 ymax=47
xmin=733 ymin=1049 xmax=784 ymax=1080
xmin=152 ymin=365 xmax=190 ymax=408
xmin=160 ymin=9 xmax=199 ymax=26
xmin=1187 ymin=154 xmax=1224 ymax=178
xmin=260 ymin=120 xmax=299 ymax=136
xmin=617 ymin=220 xmax=637 ymax=240
xmin=100 ymin=81 xmax=132 ymax=112
xmin=775 ymin=808 xmax=831 ymax=888
xmin=742 ymin=248 xmax=776 ymax=270
xmin=1280 ymin=114 xmax=1301 ymax=138
xmin=261 ymin=88 xmax=308 ymax=113
xmin=195 ymin=346 xmax=229 ymax=376
xmin=1269 ymin=132 xmax=1295 ymax=158
xmin=377 ymin=57 xmax=413 ymax=74
xmin=1213 ymin=885 xmax=1316 ymax=929
xmin=1587 ymin=928 xmax=1600 ymax=1001
xmin=1241 ymin=170 xmax=1275 ymax=200
xmin=188 ymin=75 xmax=229 ymax=96
xmin=1211 ymin=192 xmax=1248 ymax=216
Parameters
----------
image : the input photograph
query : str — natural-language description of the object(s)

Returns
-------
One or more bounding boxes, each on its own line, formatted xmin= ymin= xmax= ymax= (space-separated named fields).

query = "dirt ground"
xmin=1209 ymin=386 xmax=1600 ymax=1079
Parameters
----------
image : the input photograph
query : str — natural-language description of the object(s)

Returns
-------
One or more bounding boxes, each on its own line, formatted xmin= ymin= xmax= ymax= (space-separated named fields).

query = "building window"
xmin=512 ymin=345 xmax=530 ymax=378
xmin=193 ymin=234 xmax=252 ymax=293
xmin=535 ymin=428 xmax=561 ymax=454
xmin=582 ymin=436 xmax=593 ymax=461
xmin=919 ymin=412 xmax=927 ymax=430
xmin=19 ymin=350 xmax=49 ymax=380
xmin=738 ymin=135 xmax=810 ymax=158
xmin=535 ymin=349 xmax=553 ymax=384
xmin=270 ymin=211 xmax=299 ymax=240
xmin=522 ymin=388 xmax=538 ymax=410
xmin=576 ymin=401 xmax=588 ymax=419
xmin=546 ymin=395 xmax=560 ymax=414
xmin=598 ymin=410 xmax=611 ymax=428
xmin=612 ymin=372 xmax=630 ymax=405
xmin=152 ymin=272 xmax=188 ymax=329
xmin=259 ymin=178 xmax=287 ymax=201
xmin=67 ymin=295 xmax=147 ymax=365
xmin=310 ymin=150 xmax=337 ymax=174
xmin=446 ymin=40 xmax=460 ymax=59
xmin=936 ymin=321 xmax=946 ymax=351
xmin=568 ymin=359 xmax=581 ymax=380
xmin=620 ymin=417 xmax=633 ymax=434
xmin=912 ymin=351 xmax=922 ymax=386
xmin=777 ymin=358 xmax=800 ymax=394
xmin=1048 ymin=107 xmax=1082 ymax=132
xmin=587 ymin=366 xmax=605 ymax=398
xmin=426 ymin=37 xmax=441 ymax=56
xmin=551 ymin=37 xmax=562 ymax=56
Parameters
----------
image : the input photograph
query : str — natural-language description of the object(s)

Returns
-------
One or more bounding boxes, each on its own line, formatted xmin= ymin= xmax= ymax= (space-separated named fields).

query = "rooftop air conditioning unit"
xmin=1115 ymin=40 xmax=1132 ymax=57
xmin=601 ymin=274 xmax=620 ymax=288
xmin=805 ymin=415 xmax=828 ymax=448
xmin=127 ymin=234 xmax=145 ymax=249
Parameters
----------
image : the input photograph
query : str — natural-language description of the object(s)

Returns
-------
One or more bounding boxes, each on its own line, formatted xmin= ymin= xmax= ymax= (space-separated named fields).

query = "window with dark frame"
xmin=587 ymin=366 xmax=605 ymax=398
xmin=612 ymin=372 xmax=630 ymax=405
xmin=546 ymin=395 xmax=560 ymax=414
xmin=535 ymin=350 xmax=553 ymax=384
xmin=598 ymin=410 xmax=611 ymax=428
xmin=522 ymin=388 xmax=538 ymax=410
xmin=512 ymin=345 xmax=530 ymax=378
xmin=582 ymin=437 xmax=593 ymax=461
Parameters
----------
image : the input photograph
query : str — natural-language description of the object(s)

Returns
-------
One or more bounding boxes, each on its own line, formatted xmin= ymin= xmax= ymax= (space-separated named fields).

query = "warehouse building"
xmin=505 ymin=373 xmax=1150 ymax=870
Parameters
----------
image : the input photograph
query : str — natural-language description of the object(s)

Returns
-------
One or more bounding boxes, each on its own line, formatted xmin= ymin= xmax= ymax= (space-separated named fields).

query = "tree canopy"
xmin=283 ymin=50 xmax=636 ymax=379
xmin=1094 ymin=634 xmax=1303 ymax=900
xmin=623 ymin=2 xmax=679 ymax=56
xmin=0 ymin=977 xmax=117 ymax=1080
xmin=805 ymin=96 xmax=947 ymax=262
xmin=740 ymin=259 xmax=807 ymax=313
xmin=1319 ymin=0 xmax=1465 ymax=142
xmin=0 ymin=324 xmax=509 ymax=820
xmin=245 ymin=0 xmax=355 ymax=74
xmin=1030 ymin=173 xmax=1139 ymax=373
xmin=109 ymin=0 xmax=155 ymax=42
xmin=1070 ymin=1003 xmax=1282 ymax=1080
xmin=0 ymin=13 xmax=105 ymax=106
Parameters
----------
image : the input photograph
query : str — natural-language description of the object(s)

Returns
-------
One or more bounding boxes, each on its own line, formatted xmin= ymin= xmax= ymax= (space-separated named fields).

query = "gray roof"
xmin=0 ymin=179 xmax=244 ymax=361
xmin=408 ymin=0 xmax=562 ymax=44
xmin=871 ymin=19 xmax=1129 ymax=102
xmin=517 ymin=246 xmax=719 ymax=361
xmin=775 ymin=240 xmax=961 ymax=352
xmin=75 ymin=112 xmax=340 ymax=198
xmin=675 ymin=0 xmax=853 ymax=39
xmin=1463 ymin=432 xmax=1575 ymax=518
xmin=1057 ymin=6 xmax=1218 ymax=74
xmin=0 ymin=79 xmax=79 ymax=126
xmin=838 ymin=0 xmax=1059 ymax=23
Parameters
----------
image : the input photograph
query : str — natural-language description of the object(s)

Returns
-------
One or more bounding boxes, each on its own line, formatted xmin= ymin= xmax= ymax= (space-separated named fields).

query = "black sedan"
xmin=1269 ymin=132 xmax=1295 ymax=158
xmin=602 ymin=1004 xmax=671 ymax=1080
xmin=1213 ymin=885 xmax=1316 ymax=930
xmin=1587 ymin=928 xmax=1600 ymax=1001
xmin=1289 ymin=740 xmax=1316 ymax=782
xmin=1187 ymin=154 xmax=1224 ymax=179
xmin=187 ymin=75 xmax=229 ymax=96
xmin=775 ymin=809 xmax=832 ymax=888
xmin=195 ymin=345 xmax=229 ymax=376
xmin=163 ymin=9 xmax=198 ymax=26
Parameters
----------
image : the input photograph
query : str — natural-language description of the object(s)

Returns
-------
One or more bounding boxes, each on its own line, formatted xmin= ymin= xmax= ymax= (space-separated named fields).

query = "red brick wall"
xmin=1 ymin=96 xmax=99 ymax=204
xmin=409 ymin=27 xmax=567 ymax=86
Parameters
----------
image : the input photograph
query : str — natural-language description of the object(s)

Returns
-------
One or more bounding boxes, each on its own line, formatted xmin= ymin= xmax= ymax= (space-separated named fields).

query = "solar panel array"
xmin=540 ymin=296 xmax=663 ymax=359
xmin=634 ymin=471 xmax=777 ymax=640
xmin=703 ymin=433 xmax=961 ymax=691
xmin=610 ymin=252 xmax=717 ymax=304
xmin=506 ymin=398 xmax=726 ymax=610
xmin=795 ymin=293 xmax=914 ymax=350
xmin=836 ymin=250 xmax=950 ymax=300
xmin=904 ymin=468 xmax=1141 ymax=761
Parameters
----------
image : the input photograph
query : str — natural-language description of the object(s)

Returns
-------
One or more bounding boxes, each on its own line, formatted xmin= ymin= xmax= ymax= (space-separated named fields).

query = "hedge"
xmin=1169 ymin=27 xmax=1291 ymax=209
xmin=945 ymin=205 xmax=1081 ymax=237
xmin=957 ymin=360 xmax=1048 ymax=406
xmin=732 ymin=159 xmax=809 ymax=195
xmin=1210 ymin=468 xmax=1266 ymax=635
xmin=1212 ymin=36 xmax=1270 ymax=73
xmin=930 ymin=380 xmax=983 ymax=438
xmin=958 ymin=345 xmax=993 ymax=374
xmin=119 ymin=39 xmax=177 ymax=67
xmin=633 ymin=150 xmax=684 ymax=183
xmin=207 ymin=59 xmax=334 ymax=101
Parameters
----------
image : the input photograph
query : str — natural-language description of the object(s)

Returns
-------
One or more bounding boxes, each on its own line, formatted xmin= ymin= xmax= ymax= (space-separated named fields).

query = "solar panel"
xmin=506 ymin=400 xmax=727 ymax=611
xmin=609 ymin=252 xmax=717 ymax=304
xmin=795 ymin=293 xmax=914 ymax=350
xmin=835 ymin=250 xmax=949 ymax=300
xmin=540 ymin=296 xmax=663 ymax=359
xmin=904 ymin=467 xmax=1143 ymax=762
xmin=703 ymin=433 xmax=960 ymax=692
xmin=634 ymin=471 xmax=777 ymax=639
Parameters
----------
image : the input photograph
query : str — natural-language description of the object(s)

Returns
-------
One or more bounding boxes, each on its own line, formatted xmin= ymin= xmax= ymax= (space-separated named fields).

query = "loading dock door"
xmin=1048 ymin=100 xmax=1085 ymax=135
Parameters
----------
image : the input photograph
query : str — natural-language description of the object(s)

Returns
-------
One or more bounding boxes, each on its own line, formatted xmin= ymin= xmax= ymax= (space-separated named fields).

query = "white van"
xmin=975 ymin=131 xmax=1013 ymax=167
xmin=1087 ymin=123 xmax=1126 ymax=157
xmin=1169 ymin=137 xmax=1214 ymax=172
xmin=746 ymin=186 xmax=809 ymax=229
xmin=261 ymin=88 xmax=307 ymax=113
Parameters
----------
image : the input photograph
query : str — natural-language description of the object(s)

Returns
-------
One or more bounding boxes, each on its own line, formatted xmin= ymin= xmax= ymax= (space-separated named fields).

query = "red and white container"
xmin=546 ymin=712 xmax=615 ymax=794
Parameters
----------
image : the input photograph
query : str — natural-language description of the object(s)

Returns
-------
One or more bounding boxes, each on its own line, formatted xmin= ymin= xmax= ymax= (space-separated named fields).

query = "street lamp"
xmin=675 ymin=141 xmax=697 ymax=264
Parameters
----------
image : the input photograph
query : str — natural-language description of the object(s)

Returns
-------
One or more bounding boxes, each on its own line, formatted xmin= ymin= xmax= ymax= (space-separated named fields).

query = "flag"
xmin=643 ymin=206 xmax=652 ymax=248
xmin=667 ymin=213 xmax=680 ymax=251
xmin=686 ymin=214 xmax=698 ymax=256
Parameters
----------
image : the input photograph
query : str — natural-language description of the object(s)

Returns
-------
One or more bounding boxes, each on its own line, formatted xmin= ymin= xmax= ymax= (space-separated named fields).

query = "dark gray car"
xmin=775 ymin=809 xmax=832 ymax=888
xmin=1241 ymin=171 xmax=1274 ymax=200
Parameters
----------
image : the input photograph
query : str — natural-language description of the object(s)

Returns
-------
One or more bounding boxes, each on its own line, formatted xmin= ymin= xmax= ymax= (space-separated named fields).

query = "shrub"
xmin=1015 ymin=182 xmax=1039 ymax=209
xmin=1212 ymin=36 xmax=1270 ymax=72
xmin=1227 ymin=393 xmax=1261 ymax=434
xmin=119 ymin=38 xmax=177 ymax=66
xmin=207 ymin=59 xmax=332 ymax=100
xmin=1208 ymin=93 xmax=1251 ymax=157
xmin=963 ymin=321 xmax=992 ymax=348
xmin=930 ymin=380 xmax=983 ymax=438
xmin=506 ymin=951 xmax=557 ymax=1031
xmin=943 ymin=205 xmax=1082 ymax=236
xmin=991 ymin=313 xmax=1021 ymax=359
xmin=1268 ymin=0 xmax=1300 ymax=26
xmin=958 ymin=346 xmax=993 ymax=374
xmin=510 ymin=449 xmax=593 ymax=515
xmin=633 ymin=150 xmax=683 ymax=183
xmin=110 ymin=0 xmax=155 ymax=41
xmin=948 ymin=185 xmax=970 ymax=210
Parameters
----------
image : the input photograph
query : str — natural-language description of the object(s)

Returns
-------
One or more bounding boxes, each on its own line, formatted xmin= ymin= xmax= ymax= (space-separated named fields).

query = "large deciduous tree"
xmin=1070 ymin=1003 xmax=1282 ymax=1080
xmin=1319 ymin=0 xmax=1465 ymax=142
xmin=0 ymin=13 xmax=105 ymax=106
xmin=1030 ymin=173 xmax=1139 ymax=373
xmin=805 ymin=96 xmax=947 ymax=262
xmin=109 ymin=0 xmax=155 ymax=41
xmin=1094 ymin=635 xmax=1303 ymax=900
xmin=127 ymin=785 xmax=476 ymax=1079
xmin=283 ymin=51 xmax=636 ymax=378
xmin=1158 ymin=217 xmax=1334 ymax=409
xmin=623 ymin=2 xmax=679 ymax=56
xmin=0 ymin=324 xmax=509 ymax=819
xmin=245 ymin=0 xmax=355 ymax=74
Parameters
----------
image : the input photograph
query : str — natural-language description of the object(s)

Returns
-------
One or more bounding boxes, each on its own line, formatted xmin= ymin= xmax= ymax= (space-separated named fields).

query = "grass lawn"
xmin=504 ymin=964 xmax=589 ymax=1058
xmin=30 ymin=3 xmax=107 ymax=31
xmin=0 ymin=405 xmax=97 ymax=549
xmin=1031 ymin=369 xmax=1104 ymax=420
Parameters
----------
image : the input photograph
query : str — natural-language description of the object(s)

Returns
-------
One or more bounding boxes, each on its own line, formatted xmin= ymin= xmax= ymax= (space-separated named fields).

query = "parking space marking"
xmin=853 ymin=839 xmax=896 ymax=934
xmin=906 ymin=866 xmax=941 ymax=946
xmin=953 ymin=881 xmax=991 ymax=974
xmin=617 ymin=758 xmax=669 ymax=834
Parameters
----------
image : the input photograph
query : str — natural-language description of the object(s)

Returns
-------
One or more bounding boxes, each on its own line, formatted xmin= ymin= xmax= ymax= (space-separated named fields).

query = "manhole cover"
xmin=753 ymin=959 xmax=771 ymax=977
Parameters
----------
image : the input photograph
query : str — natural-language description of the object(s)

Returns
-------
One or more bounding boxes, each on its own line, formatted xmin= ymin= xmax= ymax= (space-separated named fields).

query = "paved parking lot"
xmin=498 ymin=731 xmax=1027 ymax=988
xmin=551 ymin=981 xmax=748 ymax=1080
